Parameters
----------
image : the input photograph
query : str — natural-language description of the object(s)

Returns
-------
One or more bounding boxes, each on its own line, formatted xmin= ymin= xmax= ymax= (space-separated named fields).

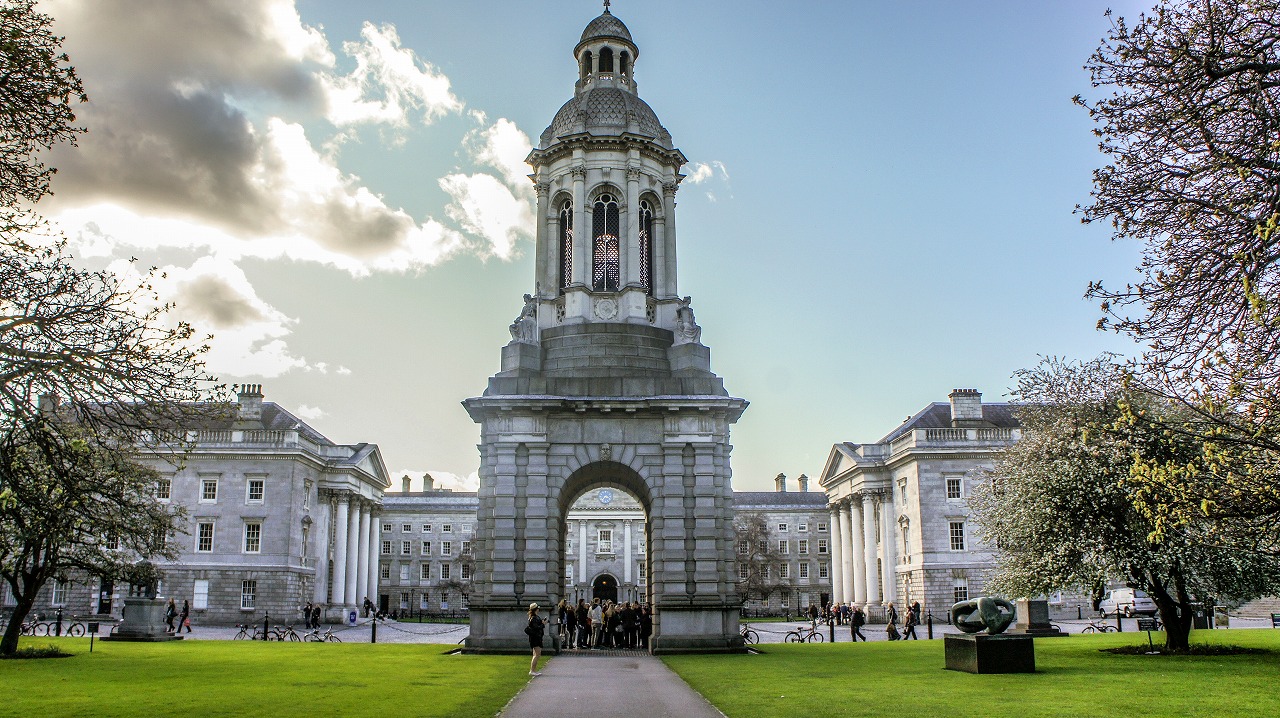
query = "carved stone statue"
xmin=673 ymin=296 xmax=701 ymax=345
xmin=951 ymin=597 xmax=1017 ymax=635
xmin=509 ymin=293 xmax=539 ymax=344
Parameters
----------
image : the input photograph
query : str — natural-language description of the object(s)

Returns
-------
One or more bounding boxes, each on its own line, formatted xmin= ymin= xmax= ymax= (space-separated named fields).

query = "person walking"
xmin=639 ymin=604 xmax=653 ymax=650
xmin=525 ymin=603 xmax=545 ymax=676
xmin=850 ymin=605 xmax=867 ymax=642
xmin=310 ymin=603 xmax=322 ymax=630
xmin=303 ymin=602 xmax=314 ymax=629
xmin=179 ymin=599 xmax=192 ymax=633
xmin=164 ymin=598 xmax=177 ymax=633
xmin=557 ymin=599 xmax=570 ymax=648
xmin=807 ymin=602 xmax=819 ymax=630
xmin=576 ymin=599 xmax=589 ymax=648
xmin=886 ymin=602 xmax=898 ymax=627
xmin=902 ymin=604 xmax=919 ymax=640
xmin=589 ymin=599 xmax=603 ymax=648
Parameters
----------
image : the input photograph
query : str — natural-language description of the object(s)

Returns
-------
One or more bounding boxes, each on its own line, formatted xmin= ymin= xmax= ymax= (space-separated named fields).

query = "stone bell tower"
xmin=463 ymin=5 xmax=747 ymax=654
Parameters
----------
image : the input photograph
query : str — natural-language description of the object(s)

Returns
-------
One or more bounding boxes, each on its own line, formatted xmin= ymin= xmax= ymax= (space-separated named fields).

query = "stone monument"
xmin=463 ymin=5 xmax=747 ymax=654
xmin=944 ymin=597 xmax=1034 ymax=673
xmin=102 ymin=563 xmax=181 ymax=642
xmin=1007 ymin=598 xmax=1068 ymax=638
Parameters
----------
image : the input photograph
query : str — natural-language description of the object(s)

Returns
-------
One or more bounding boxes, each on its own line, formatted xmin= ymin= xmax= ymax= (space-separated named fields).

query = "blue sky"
xmin=41 ymin=0 xmax=1151 ymax=491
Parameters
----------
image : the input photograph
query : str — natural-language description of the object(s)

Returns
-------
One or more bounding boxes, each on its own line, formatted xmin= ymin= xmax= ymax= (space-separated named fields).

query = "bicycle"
xmin=271 ymin=624 xmax=302 ymax=642
xmin=1080 ymin=618 xmax=1117 ymax=634
xmin=785 ymin=624 xmax=824 ymax=643
xmin=304 ymin=627 xmax=342 ymax=643
xmin=740 ymin=623 xmax=760 ymax=645
xmin=233 ymin=623 xmax=267 ymax=640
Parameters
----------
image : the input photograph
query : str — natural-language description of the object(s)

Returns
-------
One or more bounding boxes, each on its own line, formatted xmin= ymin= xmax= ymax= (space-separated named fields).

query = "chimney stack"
xmin=401 ymin=475 xmax=411 ymax=493
xmin=423 ymin=473 xmax=435 ymax=491
xmin=949 ymin=388 xmax=983 ymax=426
xmin=798 ymin=474 xmax=809 ymax=492
xmin=236 ymin=384 xmax=264 ymax=421
xmin=775 ymin=473 xmax=787 ymax=493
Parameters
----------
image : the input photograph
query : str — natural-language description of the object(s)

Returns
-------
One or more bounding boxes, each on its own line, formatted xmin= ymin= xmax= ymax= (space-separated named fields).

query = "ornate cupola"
xmin=519 ymin=2 xmax=692 ymax=352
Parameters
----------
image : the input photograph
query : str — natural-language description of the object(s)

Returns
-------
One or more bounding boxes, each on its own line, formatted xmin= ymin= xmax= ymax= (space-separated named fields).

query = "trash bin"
xmin=1213 ymin=606 xmax=1230 ymax=629
xmin=1192 ymin=610 xmax=1209 ymax=629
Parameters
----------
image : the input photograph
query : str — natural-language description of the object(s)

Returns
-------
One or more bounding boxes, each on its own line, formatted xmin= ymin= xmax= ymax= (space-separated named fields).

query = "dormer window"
xmin=592 ymin=193 xmax=620 ymax=292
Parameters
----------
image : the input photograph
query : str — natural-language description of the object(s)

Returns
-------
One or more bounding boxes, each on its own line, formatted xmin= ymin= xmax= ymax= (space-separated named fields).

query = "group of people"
xmin=558 ymin=598 xmax=652 ymax=650
xmin=301 ymin=602 xmax=323 ymax=629
xmin=163 ymin=598 xmax=192 ymax=634
xmin=807 ymin=600 xmax=923 ymax=641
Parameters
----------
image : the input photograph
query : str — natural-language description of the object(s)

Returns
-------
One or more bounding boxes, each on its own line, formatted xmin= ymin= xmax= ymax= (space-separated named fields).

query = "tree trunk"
xmin=1157 ymin=599 xmax=1191 ymax=651
xmin=0 ymin=596 xmax=36 ymax=655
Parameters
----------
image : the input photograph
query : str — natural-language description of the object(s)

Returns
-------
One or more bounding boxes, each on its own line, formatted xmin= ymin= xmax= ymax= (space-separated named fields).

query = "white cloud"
xmin=293 ymin=404 xmax=327 ymax=420
xmin=465 ymin=118 xmax=533 ymax=189
xmin=685 ymin=160 xmax=730 ymax=185
xmin=323 ymin=22 xmax=462 ymax=127
xmin=440 ymin=173 xmax=532 ymax=261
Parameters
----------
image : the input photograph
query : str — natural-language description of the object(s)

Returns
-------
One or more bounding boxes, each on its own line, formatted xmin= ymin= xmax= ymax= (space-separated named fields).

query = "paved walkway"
xmin=500 ymin=653 xmax=724 ymax=718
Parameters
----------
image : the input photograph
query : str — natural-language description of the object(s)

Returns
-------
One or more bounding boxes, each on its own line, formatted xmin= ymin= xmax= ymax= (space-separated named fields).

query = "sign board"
xmin=346 ymin=609 xmax=359 ymax=627
xmin=1136 ymin=618 xmax=1159 ymax=632
xmin=87 ymin=622 xmax=100 ymax=634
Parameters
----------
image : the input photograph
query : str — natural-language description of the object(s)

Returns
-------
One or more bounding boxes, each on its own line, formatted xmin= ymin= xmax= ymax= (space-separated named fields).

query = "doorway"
xmin=592 ymin=574 xmax=619 ymax=604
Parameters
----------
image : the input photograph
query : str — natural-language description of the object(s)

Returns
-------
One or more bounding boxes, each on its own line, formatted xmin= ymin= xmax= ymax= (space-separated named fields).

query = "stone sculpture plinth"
xmin=944 ymin=633 xmax=1035 ymax=674
xmin=101 ymin=597 xmax=182 ymax=642
xmin=1007 ymin=598 xmax=1068 ymax=638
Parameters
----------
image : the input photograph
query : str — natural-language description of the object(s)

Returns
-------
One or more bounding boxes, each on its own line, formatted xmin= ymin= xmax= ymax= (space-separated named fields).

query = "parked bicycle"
xmin=233 ymin=623 xmax=267 ymax=640
xmin=1080 ymin=619 xmax=1117 ymax=634
xmin=304 ymin=627 xmax=342 ymax=643
xmin=272 ymin=624 xmax=302 ymax=642
xmin=740 ymin=623 xmax=760 ymax=645
xmin=785 ymin=624 xmax=824 ymax=643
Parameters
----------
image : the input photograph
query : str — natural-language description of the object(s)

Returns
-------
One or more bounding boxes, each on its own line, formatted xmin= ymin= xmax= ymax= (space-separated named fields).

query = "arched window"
xmin=619 ymin=51 xmax=631 ymax=78
xmin=581 ymin=51 xmax=593 ymax=79
xmin=558 ymin=199 xmax=573 ymax=291
xmin=592 ymin=193 xmax=620 ymax=292
xmin=599 ymin=47 xmax=614 ymax=73
xmin=638 ymin=199 xmax=654 ymax=295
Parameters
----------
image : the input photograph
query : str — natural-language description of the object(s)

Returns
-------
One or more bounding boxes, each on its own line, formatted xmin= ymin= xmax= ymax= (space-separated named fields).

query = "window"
xmin=899 ymin=479 xmax=908 ymax=508
xmin=558 ymin=199 xmax=573 ymax=290
xmin=383 ymin=522 xmax=392 ymax=533
xmin=757 ymin=540 xmax=767 ymax=553
xmin=778 ymin=523 xmax=788 ymax=532
xmin=566 ymin=540 xmax=574 ymax=554
xmin=817 ymin=522 xmax=828 ymax=532
xmin=301 ymin=526 xmax=308 ymax=558
xmin=461 ymin=540 xmax=471 ymax=555
xmin=303 ymin=480 xmax=311 ymax=509
xmin=737 ymin=540 xmax=748 ymax=555
xmin=399 ymin=565 xmax=409 ymax=583
xmin=779 ymin=563 xmax=790 ymax=579
xmin=196 ymin=522 xmax=215 ymax=552
xmin=738 ymin=565 xmax=749 ymax=580
xmin=422 ymin=524 xmax=432 ymax=533
xmin=401 ymin=541 xmax=411 ymax=556
xmin=591 ymin=193 xmax=620 ymax=291
xmin=201 ymin=478 xmax=218 ymax=502
xmin=420 ymin=563 xmax=430 ymax=581
xmin=51 ymin=580 xmax=66 ymax=607
xmin=902 ymin=527 xmax=911 ymax=560
xmin=638 ymin=563 xmax=646 ymax=585
xmin=799 ymin=563 xmax=810 ymax=580
xmin=241 ymin=580 xmax=257 ymax=610
xmin=598 ymin=529 xmax=613 ymax=554
xmin=155 ymin=478 xmax=171 ymax=501
xmin=946 ymin=476 xmax=964 ymax=500
xmin=402 ymin=524 xmax=412 ymax=533
xmin=243 ymin=522 xmax=261 ymax=553
xmin=421 ymin=541 xmax=431 ymax=556
xmin=461 ymin=563 xmax=471 ymax=580
xmin=950 ymin=521 xmax=966 ymax=551
xmin=246 ymin=478 xmax=264 ymax=503
xmin=400 ymin=592 xmax=410 ymax=610
xmin=798 ymin=523 xmax=808 ymax=532
xmin=441 ymin=541 xmax=452 ymax=556
xmin=380 ymin=564 xmax=390 ymax=580
xmin=953 ymin=578 xmax=969 ymax=604
xmin=565 ymin=564 xmax=575 ymax=580
xmin=193 ymin=579 xmax=209 ymax=610
xmin=442 ymin=524 xmax=453 ymax=534
xmin=381 ymin=540 xmax=392 ymax=555
xmin=777 ymin=540 xmax=788 ymax=554
xmin=818 ymin=539 xmax=828 ymax=554
xmin=819 ymin=562 xmax=829 ymax=580
xmin=421 ymin=592 xmax=431 ymax=610
xmin=440 ymin=564 xmax=451 ymax=580
xmin=462 ymin=524 xmax=471 ymax=533
xmin=799 ymin=540 xmax=809 ymax=555
xmin=638 ymin=199 xmax=654 ymax=294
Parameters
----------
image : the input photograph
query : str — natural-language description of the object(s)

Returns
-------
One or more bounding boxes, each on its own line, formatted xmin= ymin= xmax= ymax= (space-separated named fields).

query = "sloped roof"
xmin=877 ymin=402 xmax=1019 ymax=445
xmin=735 ymin=491 xmax=830 ymax=509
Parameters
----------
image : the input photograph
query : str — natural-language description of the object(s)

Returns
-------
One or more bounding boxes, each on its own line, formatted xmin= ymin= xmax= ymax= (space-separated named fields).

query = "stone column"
xmin=331 ymin=495 xmax=350 ymax=606
xmin=839 ymin=502 xmax=855 ymax=603
xmin=572 ymin=167 xmax=588 ymax=286
xmin=345 ymin=496 xmax=362 ymax=606
xmin=534 ymin=181 xmax=553 ymax=292
xmin=624 ymin=519 xmax=633 ymax=584
xmin=367 ymin=509 xmax=381 ymax=608
xmin=356 ymin=502 xmax=371 ymax=610
xmin=850 ymin=500 xmax=867 ymax=604
xmin=662 ymin=182 xmax=678 ymax=297
xmin=653 ymin=218 xmax=667 ymax=296
xmin=880 ymin=493 xmax=898 ymax=607
xmin=624 ymin=167 xmax=640 ymax=286
xmin=828 ymin=505 xmax=844 ymax=605
xmin=579 ymin=519 xmax=588 ymax=583
xmin=861 ymin=492 xmax=880 ymax=608
xmin=312 ymin=492 xmax=332 ymax=605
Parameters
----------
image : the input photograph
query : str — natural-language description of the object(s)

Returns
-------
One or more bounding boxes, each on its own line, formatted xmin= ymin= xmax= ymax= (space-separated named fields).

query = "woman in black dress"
xmin=526 ymin=603 xmax=545 ymax=676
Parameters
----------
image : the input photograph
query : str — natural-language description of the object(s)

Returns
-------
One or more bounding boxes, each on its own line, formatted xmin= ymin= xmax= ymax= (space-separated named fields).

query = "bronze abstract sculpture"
xmin=951 ymin=597 xmax=1017 ymax=635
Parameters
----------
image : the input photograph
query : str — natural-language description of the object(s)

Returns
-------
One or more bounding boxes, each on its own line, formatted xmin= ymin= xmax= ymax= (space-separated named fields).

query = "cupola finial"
xmin=603 ymin=0 xmax=611 ymax=12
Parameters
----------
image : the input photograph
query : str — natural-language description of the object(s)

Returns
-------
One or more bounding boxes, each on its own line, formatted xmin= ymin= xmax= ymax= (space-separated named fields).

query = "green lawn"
xmin=663 ymin=629 xmax=1280 ymax=718
xmin=0 ymin=638 xmax=529 ymax=718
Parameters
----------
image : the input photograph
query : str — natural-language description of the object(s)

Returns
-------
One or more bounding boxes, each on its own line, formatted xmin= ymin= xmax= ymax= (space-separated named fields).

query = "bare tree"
xmin=733 ymin=512 xmax=792 ymax=613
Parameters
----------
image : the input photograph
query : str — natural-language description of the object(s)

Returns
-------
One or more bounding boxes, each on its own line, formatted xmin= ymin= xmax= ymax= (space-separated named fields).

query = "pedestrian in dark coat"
xmin=179 ymin=599 xmax=192 ymax=633
xmin=850 ymin=606 xmax=867 ymax=642
xmin=525 ymin=603 xmax=545 ymax=676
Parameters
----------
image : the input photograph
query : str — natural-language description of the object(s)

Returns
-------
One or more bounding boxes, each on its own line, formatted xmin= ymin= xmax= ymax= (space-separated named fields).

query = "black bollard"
xmin=926 ymin=611 xmax=933 ymax=640
xmin=829 ymin=617 xmax=835 ymax=643
xmin=56 ymin=608 xmax=63 ymax=637
xmin=371 ymin=617 xmax=377 ymax=644
xmin=263 ymin=612 xmax=271 ymax=641
xmin=1078 ymin=605 xmax=1082 ymax=620
xmin=1115 ymin=610 xmax=1123 ymax=633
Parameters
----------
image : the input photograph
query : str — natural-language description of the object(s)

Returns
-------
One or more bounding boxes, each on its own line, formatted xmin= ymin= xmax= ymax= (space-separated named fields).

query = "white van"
xmin=1098 ymin=587 xmax=1157 ymax=617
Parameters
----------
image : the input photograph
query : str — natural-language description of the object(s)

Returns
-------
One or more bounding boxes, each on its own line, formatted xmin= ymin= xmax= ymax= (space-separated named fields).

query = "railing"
xmin=889 ymin=428 xmax=1021 ymax=454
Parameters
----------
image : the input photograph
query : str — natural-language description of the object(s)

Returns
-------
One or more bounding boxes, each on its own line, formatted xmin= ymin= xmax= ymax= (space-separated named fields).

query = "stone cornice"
xmin=464 ymin=395 xmax=748 ymax=424
xmin=528 ymin=133 xmax=687 ymax=169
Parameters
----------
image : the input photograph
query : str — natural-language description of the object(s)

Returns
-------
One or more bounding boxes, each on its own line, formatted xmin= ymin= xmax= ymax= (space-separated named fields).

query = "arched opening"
xmin=557 ymin=461 xmax=651 ymax=649
xmin=619 ymin=51 xmax=631 ymax=78
xmin=638 ymin=198 xmax=654 ymax=295
xmin=599 ymin=46 xmax=614 ymax=73
xmin=580 ymin=51 xmax=593 ymax=79
xmin=558 ymin=198 xmax=573 ymax=291
xmin=591 ymin=193 xmax=620 ymax=292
